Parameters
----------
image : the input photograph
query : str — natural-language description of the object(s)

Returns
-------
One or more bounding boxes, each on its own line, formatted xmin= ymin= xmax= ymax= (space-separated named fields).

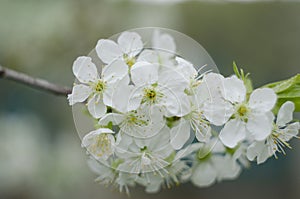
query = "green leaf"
xmin=263 ymin=74 xmax=300 ymax=112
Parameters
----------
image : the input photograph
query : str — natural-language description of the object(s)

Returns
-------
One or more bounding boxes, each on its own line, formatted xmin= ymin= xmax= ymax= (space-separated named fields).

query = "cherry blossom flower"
xmin=68 ymin=29 xmax=299 ymax=193
xmin=82 ymin=128 xmax=116 ymax=160
xmin=96 ymin=31 xmax=143 ymax=68
xmin=217 ymin=76 xmax=277 ymax=148
xmin=247 ymin=101 xmax=300 ymax=164
xmin=68 ymin=56 xmax=128 ymax=118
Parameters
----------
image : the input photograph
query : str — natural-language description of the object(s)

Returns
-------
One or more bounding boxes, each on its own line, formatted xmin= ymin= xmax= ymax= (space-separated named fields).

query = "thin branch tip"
xmin=0 ymin=64 xmax=71 ymax=96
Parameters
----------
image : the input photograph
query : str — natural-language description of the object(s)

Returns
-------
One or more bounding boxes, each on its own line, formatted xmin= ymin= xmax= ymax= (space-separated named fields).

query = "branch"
xmin=0 ymin=65 xmax=71 ymax=96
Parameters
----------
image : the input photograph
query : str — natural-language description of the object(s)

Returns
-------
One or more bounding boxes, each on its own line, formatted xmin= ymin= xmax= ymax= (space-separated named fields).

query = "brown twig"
xmin=0 ymin=65 xmax=71 ymax=96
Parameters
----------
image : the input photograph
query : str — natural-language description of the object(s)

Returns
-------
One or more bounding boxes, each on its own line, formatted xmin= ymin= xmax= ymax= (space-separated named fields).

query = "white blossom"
xmin=68 ymin=29 xmax=299 ymax=193
xmin=138 ymin=30 xmax=176 ymax=66
xmin=68 ymin=56 xmax=128 ymax=118
xmin=96 ymin=31 xmax=143 ymax=67
xmin=247 ymin=101 xmax=300 ymax=164
xmin=190 ymin=139 xmax=242 ymax=187
xmin=116 ymin=127 xmax=174 ymax=174
xmin=217 ymin=76 xmax=277 ymax=148
xmin=127 ymin=61 xmax=191 ymax=117
xmin=82 ymin=128 xmax=116 ymax=160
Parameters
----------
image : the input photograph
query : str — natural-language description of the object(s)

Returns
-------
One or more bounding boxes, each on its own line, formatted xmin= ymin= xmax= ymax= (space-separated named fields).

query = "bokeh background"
xmin=0 ymin=0 xmax=300 ymax=199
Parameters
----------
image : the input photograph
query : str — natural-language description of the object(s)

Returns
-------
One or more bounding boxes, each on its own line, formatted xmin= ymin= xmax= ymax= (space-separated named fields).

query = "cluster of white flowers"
xmin=68 ymin=30 xmax=300 ymax=194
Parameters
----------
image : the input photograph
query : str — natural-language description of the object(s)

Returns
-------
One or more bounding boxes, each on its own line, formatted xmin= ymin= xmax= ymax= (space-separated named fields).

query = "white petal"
xmin=246 ymin=113 xmax=273 ymax=141
xmin=175 ymin=143 xmax=203 ymax=160
xmin=158 ymin=66 xmax=188 ymax=91
xmin=212 ymin=155 xmax=241 ymax=180
xmin=223 ymin=75 xmax=246 ymax=103
xmin=137 ymin=49 xmax=160 ymax=64
xmin=131 ymin=61 xmax=159 ymax=86
xmin=127 ymin=87 xmax=144 ymax=111
xmin=137 ymin=106 xmax=165 ymax=138
xmin=191 ymin=162 xmax=217 ymax=187
xmin=87 ymin=95 xmax=107 ymax=118
xmin=103 ymin=75 xmax=130 ymax=108
xmin=201 ymin=73 xmax=225 ymax=100
xmin=203 ymin=99 xmax=234 ymax=126
xmin=102 ymin=59 xmax=128 ymax=83
xmin=68 ymin=84 xmax=92 ymax=105
xmin=219 ymin=119 xmax=247 ymax=148
xmin=145 ymin=181 xmax=163 ymax=193
xmin=96 ymin=39 xmax=123 ymax=64
xmin=117 ymin=31 xmax=143 ymax=57
xmin=98 ymin=113 xmax=125 ymax=126
xmin=109 ymin=78 xmax=134 ymax=113
xmin=72 ymin=56 xmax=98 ymax=83
xmin=248 ymin=88 xmax=277 ymax=113
xmin=163 ymin=91 xmax=191 ymax=117
xmin=195 ymin=125 xmax=212 ymax=143
xmin=148 ymin=127 xmax=172 ymax=154
xmin=170 ymin=119 xmax=191 ymax=150
xmin=152 ymin=30 xmax=176 ymax=53
xmin=279 ymin=122 xmax=300 ymax=141
xmin=175 ymin=57 xmax=197 ymax=78
xmin=246 ymin=141 xmax=273 ymax=164
xmin=82 ymin=128 xmax=114 ymax=147
xmin=276 ymin=101 xmax=295 ymax=127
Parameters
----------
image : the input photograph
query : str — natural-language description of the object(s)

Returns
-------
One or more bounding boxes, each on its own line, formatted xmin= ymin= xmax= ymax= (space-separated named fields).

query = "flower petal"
xmin=276 ymin=101 xmax=295 ymax=127
xmin=87 ymin=95 xmax=107 ymax=118
xmin=279 ymin=122 xmax=300 ymax=141
xmin=82 ymin=128 xmax=114 ymax=147
xmin=127 ymin=86 xmax=144 ymax=111
xmin=163 ymin=91 xmax=191 ymax=117
xmin=68 ymin=84 xmax=92 ymax=105
xmin=152 ymin=30 xmax=176 ymax=53
xmin=137 ymin=49 xmax=160 ymax=64
xmin=109 ymin=77 xmax=134 ymax=113
xmin=203 ymin=99 xmax=234 ymax=126
xmin=98 ymin=113 xmax=125 ymax=126
xmin=102 ymin=59 xmax=128 ymax=83
xmin=175 ymin=57 xmax=197 ymax=78
xmin=195 ymin=125 xmax=212 ymax=143
xmin=201 ymin=73 xmax=225 ymax=100
xmin=117 ymin=31 xmax=143 ymax=57
xmin=219 ymin=119 xmax=247 ymax=148
xmin=96 ymin=39 xmax=123 ymax=64
xmin=246 ymin=141 xmax=273 ymax=164
xmin=158 ymin=66 xmax=188 ymax=91
xmin=191 ymin=162 xmax=217 ymax=187
xmin=246 ymin=113 xmax=273 ymax=141
xmin=170 ymin=119 xmax=191 ymax=150
xmin=223 ymin=75 xmax=246 ymax=103
xmin=131 ymin=61 xmax=159 ymax=86
xmin=72 ymin=56 xmax=98 ymax=83
xmin=248 ymin=88 xmax=277 ymax=113
xmin=213 ymin=155 xmax=241 ymax=180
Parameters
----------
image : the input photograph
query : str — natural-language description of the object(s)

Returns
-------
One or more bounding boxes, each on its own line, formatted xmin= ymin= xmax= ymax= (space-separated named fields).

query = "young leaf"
xmin=263 ymin=74 xmax=300 ymax=112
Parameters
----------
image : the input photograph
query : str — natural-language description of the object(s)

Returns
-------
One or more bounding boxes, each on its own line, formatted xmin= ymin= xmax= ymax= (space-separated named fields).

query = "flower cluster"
xmin=68 ymin=30 xmax=300 ymax=194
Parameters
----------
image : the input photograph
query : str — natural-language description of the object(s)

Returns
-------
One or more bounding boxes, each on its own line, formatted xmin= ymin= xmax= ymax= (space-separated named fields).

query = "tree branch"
xmin=0 ymin=65 xmax=71 ymax=96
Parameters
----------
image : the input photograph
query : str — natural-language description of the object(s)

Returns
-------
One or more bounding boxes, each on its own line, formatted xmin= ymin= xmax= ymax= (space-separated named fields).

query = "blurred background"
xmin=0 ymin=0 xmax=300 ymax=199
